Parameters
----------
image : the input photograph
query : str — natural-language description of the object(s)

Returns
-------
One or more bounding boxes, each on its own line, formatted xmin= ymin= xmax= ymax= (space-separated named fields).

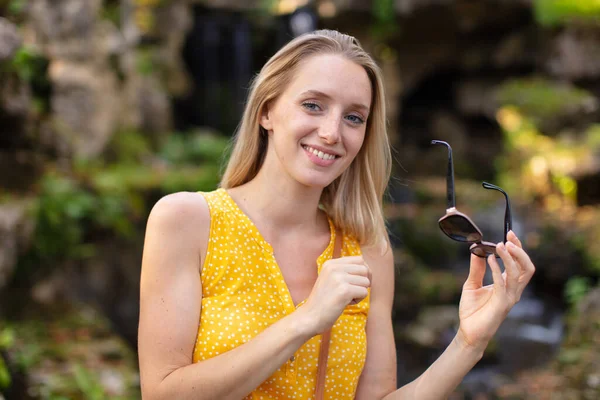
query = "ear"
xmin=259 ymin=103 xmax=273 ymax=131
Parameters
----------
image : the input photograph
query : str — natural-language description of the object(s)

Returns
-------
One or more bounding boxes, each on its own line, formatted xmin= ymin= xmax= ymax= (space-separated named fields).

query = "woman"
xmin=138 ymin=30 xmax=535 ymax=399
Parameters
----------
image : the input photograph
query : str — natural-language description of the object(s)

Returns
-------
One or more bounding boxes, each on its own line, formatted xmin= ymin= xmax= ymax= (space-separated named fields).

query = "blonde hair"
xmin=221 ymin=30 xmax=391 ymax=248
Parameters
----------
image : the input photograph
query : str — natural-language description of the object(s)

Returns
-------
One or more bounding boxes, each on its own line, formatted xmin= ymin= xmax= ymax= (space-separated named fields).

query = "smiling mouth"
xmin=302 ymin=145 xmax=339 ymax=160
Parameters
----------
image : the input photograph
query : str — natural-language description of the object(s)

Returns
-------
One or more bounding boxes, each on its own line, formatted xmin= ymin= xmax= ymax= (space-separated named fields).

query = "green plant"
xmin=564 ymin=276 xmax=592 ymax=306
xmin=106 ymin=130 xmax=153 ymax=164
xmin=495 ymin=78 xmax=595 ymax=126
xmin=73 ymin=364 xmax=105 ymax=400
xmin=159 ymin=131 xmax=230 ymax=165
xmin=371 ymin=0 xmax=398 ymax=40
xmin=135 ymin=47 xmax=155 ymax=76
xmin=8 ymin=46 xmax=51 ymax=114
xmin=102 ymin=0 xmax=121 ymax=26
xmin=534 ymin=0 xmax=600 ymax=26
xmin=10 ymin=46 xmax=48 ymax=84
xmin=0 ymin=354 xmax=10 ymax=391
xmin=1 ymin=0 xmax=27 ymax=18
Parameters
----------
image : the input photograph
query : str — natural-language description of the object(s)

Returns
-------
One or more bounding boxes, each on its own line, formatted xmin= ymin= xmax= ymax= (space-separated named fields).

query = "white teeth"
xmin=303 ymin=145 xmax=336 ymax=160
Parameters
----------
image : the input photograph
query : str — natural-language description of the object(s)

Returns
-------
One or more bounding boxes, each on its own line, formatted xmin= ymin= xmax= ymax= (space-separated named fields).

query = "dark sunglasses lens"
xmin=439 ymin=215 xmax=482 ymax=242
xmin=470 ymin=244 xmax=497 ymax=258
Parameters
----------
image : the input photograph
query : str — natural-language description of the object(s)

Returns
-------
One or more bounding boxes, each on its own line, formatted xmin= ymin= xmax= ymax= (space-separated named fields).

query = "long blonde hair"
xmin=221 ymin=30 xmax=391 ymax=248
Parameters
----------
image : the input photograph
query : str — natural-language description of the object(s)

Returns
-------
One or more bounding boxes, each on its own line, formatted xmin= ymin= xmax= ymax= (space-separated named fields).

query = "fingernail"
xmin=498 ymin=242 xmax=505 ymax=250
xmin=507 ymin=242 xmax=515 ymax=249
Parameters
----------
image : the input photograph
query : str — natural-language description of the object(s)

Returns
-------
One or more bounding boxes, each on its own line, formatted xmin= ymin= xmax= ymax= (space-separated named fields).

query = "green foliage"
xmin=0 ymin=328 xmax=15 ymax=350
xmin=0 ymin=327 xmax=13 ymax=389
xmin=258 ymin=0 xmax=277 ymax=14
xmin=557 ymin=347 xmax=586 ymax=364
xmin=495 ymin=105 xmax=593 ymax=206
xmin=0 ymin=0 xmax=27 ymax=18
xmin=15 ymin=128 xmax=225 ymax=288
xmin=7 ymin=46 xmax=51 ymax=114
xmin=565 ymin=276 xmax=592 ymax=306
xmin=2 ymin=305 xmax=140 ymax=399
xmin=73 ymin=364 xmax=105 ymax=400
xmin=371 ymin=0 xmax=398 ymax=40
xmin=102 ymin=1 xmax=121 ymax=26
xmin=10 ymin=46 xmax=48 ymax=84
xmin=160 ymin=131 xmax=230 ymax=165
xmin=135 ymin=47 xmax=155 ymax=76
xmin=14 ymin=173 xmax=133 ymax=283
xmin=534 ymin=0 xmax=600 ymax=26
xmin=106 ymin=130 xmax=153 ymax=164
xmin=495 ymin=78 xmax=596 ymax=126
xmin=31 ymin=175 xmax=98 ymax=260
xmin=0 ymin=355 xmax=10 ymax=391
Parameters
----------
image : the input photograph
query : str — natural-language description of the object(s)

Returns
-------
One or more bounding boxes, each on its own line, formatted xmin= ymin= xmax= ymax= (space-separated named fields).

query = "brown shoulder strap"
xmin=314 ymin=229 xmax=342 ymax=400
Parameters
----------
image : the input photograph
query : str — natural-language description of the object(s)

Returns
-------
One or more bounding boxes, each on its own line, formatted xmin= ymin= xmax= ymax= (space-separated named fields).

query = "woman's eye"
xmin=346 ymin=114 xmax=365 ymax=125
xmin=302 ymin=102 xmax=321 ymax=112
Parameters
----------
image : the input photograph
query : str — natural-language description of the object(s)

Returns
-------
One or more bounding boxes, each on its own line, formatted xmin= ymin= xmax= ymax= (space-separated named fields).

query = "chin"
xmin=294 ymin=171 xmax=339 ymax=189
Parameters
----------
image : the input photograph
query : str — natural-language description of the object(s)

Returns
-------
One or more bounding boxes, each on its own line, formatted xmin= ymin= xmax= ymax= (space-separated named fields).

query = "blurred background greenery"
xmin=1 ymin=0 xmax=599 ymax=399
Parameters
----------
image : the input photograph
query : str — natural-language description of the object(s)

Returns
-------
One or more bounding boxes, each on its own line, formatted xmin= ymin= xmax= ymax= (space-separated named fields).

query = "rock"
xmin=28 ymin=0 xmax=102 ymax=61
xmin=0 ymin=74 xmax=33 ymax=150
xmin=0 ymin=151 xmax=44 ymax=191
xmin=0 ymin=201 xmax=35 ymax=290
xmin=0 ymin=17 xmax=22 ymax=62
xmin=404 ymin=305 xmax=459 ymax=348
xmin=455 ymin=80 xmax=498 ymax=117
xmin=48 ymin=60 xmax=121 ymax=158
xmin=545 ymin=26 xmax=600 ymax=80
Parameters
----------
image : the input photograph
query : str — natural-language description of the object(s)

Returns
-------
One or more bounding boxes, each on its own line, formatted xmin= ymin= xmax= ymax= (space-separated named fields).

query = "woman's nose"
xmin=318 ymin=115 xmax=341 ymax=144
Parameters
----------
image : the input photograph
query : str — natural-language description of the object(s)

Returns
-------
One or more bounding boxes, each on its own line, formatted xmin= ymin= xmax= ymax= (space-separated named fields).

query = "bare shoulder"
xmin=361 ymin=240 xmax=395 ymax=303
xmin=148 ymin=191 xmax=209 ymax=230
xmin=144 ymin=191 xmax=211 ymax=271
xmin=361 ymin=241 xmax=394 ymax=275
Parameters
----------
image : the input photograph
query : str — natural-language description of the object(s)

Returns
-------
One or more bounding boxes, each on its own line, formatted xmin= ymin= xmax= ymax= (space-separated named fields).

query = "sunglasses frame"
xmin=432 ymin=140 xmax=512 ymax=258
xmin=469 ymin=182 xmax=513 ymax=258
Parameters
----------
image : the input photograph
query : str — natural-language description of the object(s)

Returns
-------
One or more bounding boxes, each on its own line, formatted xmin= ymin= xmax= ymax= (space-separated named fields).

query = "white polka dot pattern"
xmin=192 ymin=189 xmax=370 ymax=399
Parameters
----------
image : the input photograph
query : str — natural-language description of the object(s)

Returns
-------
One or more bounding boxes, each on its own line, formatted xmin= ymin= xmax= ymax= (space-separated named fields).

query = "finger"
xmin=506 ymin=241 xmax=535 ymax=285
xmin=507 ymin=230 xmax=523 ymax=249
xmin=364 ymin=261 xmax=372 ymax=284
xmin=323 ymin=263 xmax=369 ymax=279
xmin=348 ymin=286 xmax=369 ymax=304
xmin=344 ymin=263 xmax=370 ymax=278
xmin=347 ymin=275 xmax=371 ymax=288
xmin=487 ymin=254 xmax=505 ymax=291
xmin=497 ymin=242 xmax=519 ymax=292
xmin=464 ymin=254 xmax=486 ymax=290
xmin=328 ymin=256 xmax=365 ymax=264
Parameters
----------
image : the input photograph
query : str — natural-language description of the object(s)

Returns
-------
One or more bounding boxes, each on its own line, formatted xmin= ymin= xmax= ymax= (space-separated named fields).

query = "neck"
xmin=227 ymin=165 xmax=325 ymax=234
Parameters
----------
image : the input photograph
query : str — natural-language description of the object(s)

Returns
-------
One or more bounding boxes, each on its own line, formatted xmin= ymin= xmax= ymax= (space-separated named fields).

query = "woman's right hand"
xmin=300 ymin=256 xmax=371 ymax=335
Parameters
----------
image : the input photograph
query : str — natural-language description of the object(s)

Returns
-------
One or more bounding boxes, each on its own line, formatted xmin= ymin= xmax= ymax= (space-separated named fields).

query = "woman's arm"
xmin=356 ymin=231 xmax=535 ymax=400
xmin=138 ymin=192 xmax=373 ymax=400
xmin=354 ymin=245 xmax=397 ymax=399
xmin=138 ymin=193 xmax=314 ymax=400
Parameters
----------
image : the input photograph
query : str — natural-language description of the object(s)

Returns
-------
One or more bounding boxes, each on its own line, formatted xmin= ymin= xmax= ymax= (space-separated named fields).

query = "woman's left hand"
xmin=456 ymin=230 xmax=536 ymax=351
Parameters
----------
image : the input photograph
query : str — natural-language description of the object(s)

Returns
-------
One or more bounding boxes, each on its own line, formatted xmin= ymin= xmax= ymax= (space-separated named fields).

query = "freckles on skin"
xmin=263 ymin=54 xmax=372 ymax=186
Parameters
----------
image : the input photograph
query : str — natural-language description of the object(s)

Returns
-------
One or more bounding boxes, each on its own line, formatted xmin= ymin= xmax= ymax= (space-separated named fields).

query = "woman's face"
xmin=260 ymin=53 xmax=372 ymax=189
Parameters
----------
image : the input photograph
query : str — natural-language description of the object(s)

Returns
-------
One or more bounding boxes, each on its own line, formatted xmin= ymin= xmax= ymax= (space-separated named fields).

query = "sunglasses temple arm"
xmin=482 ymin=182 xmax=513 ymax=243
xmin=431 ymin=140 xmax=456 ymax=209
xmin=503 ymin=194 xmax=512 ymax=243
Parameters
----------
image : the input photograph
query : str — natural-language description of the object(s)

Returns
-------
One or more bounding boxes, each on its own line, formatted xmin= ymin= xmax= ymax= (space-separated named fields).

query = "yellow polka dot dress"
xmin=192 ymin=189 xmax=370 ymax=399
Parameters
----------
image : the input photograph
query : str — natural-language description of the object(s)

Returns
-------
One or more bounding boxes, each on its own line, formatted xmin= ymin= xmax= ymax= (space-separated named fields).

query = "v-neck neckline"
xmin=219 ymin=188 xmax=337 ymax=309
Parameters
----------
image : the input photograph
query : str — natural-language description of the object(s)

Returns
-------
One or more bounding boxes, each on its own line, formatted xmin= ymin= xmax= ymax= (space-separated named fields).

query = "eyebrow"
xmin=300 ymin=90 xmax=370 ymax=114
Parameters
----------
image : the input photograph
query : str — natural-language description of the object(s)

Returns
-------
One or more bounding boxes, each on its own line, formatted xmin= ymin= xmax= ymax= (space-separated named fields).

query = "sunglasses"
xmin=431 ymin=140 xmax=513 ymax=258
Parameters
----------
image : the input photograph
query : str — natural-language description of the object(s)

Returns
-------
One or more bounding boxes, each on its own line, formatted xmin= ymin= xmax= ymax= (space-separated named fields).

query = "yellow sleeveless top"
xmin=192 ymin=189 xmax=370 ymax=399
